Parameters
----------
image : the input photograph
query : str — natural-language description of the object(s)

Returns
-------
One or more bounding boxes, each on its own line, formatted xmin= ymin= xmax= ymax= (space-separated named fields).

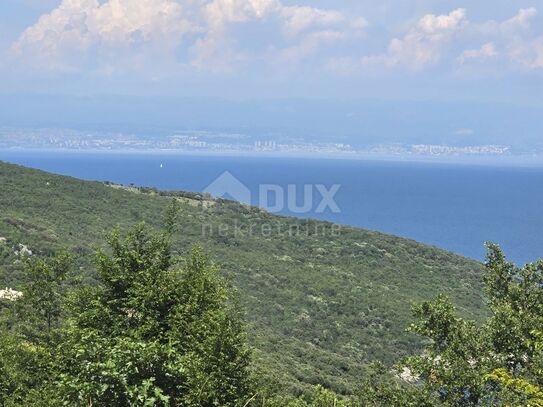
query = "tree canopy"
xmin=0 ymin=222 xmax=252 ymax=406
xmin=1 ymin=218 xmax=542 ymax=406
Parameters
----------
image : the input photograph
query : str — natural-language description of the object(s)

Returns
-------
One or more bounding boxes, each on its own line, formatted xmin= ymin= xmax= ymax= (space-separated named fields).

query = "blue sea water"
xmin=2 ymin=150 xmax=543 ymax=265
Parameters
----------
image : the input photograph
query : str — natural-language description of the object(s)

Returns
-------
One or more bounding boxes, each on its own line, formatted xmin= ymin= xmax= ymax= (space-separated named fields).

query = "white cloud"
xmin=359 ymin=7 xmax=543 ymax=73
xmin=280 ymin=6 xmax=360 ymax=37
xmin=189 ymin=0 xmax=281 ymax=70
xmin=459 ymin=42 xmax=497 ymax=64
xmin=191 ymin=0 xmax=366 ymax=70
xmin=507 ymin=36 xmax=543 ymax=70
xmin=12 ymin=0 xmax=197 ymax=72
xmin=273 ymin=6 xmax=366 ymax=66
xmin=9 ymin=2 xmax=543 ymax=76
xmin=359 ymin=9 xmax=467 ymax=70
xmin=204 ymin=0 xmax=280 ymax=27
xmin=13 ymin=0 xmax=367 ymax=73
xmin=497 ymin=8 xmax=543 ymax=70
xmin=460 ymin=7 xmax=542 ymax=72
xmin=501 ymin=7 xmax=537 ymax=32
xmin=417 ymin=8 xmax=467 ymax=34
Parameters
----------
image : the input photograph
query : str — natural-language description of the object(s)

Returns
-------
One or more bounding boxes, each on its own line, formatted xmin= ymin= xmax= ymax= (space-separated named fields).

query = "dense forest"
xmin=1 ymin=218 xmax=542 ymax=405
xmin=0 ymin=161 xmax=485 ymax=393
xmin=1 ymin=161 xmax=541 ymax=405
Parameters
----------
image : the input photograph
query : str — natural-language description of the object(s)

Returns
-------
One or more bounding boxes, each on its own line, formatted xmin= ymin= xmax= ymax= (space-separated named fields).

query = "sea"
xmin=2 ymin=149 xmax=543 ymax=266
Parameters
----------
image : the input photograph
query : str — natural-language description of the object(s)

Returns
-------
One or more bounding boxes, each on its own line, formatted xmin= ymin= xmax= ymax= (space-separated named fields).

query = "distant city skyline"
xmin=0 ymin=126 xmax=518 ymax=161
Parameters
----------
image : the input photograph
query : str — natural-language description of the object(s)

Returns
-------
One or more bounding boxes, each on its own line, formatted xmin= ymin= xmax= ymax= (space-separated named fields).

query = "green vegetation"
xmin=258 ymin=244 xmax=543 ymax=406
xmin=0 ymin=161 xmax=486 ymax=393
xmin=1 ymin=220 xmax=541 ymax=406
xmin=0 ymin=223 xmax=251 ymax=406
xmin=0 ymin=161 xmax=542 ymax=405
xmin=399 ymin=243 xmax=543 ymax=405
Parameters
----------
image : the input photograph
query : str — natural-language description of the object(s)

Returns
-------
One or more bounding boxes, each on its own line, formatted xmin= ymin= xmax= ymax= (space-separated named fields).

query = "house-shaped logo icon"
xmin=204 ymin=171 xmax=251 ymax=204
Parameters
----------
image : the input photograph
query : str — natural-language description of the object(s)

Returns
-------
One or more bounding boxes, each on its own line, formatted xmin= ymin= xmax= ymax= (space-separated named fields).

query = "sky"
xmin=0 ymin=0 xmax=543 ymax=151
xmin=0 ymin=0 xmax=542 ymax=147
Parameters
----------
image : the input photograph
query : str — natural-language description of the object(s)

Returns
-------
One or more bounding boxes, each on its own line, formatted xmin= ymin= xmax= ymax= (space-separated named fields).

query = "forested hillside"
xmin=0 ymin=161 xmax=486 ymax=394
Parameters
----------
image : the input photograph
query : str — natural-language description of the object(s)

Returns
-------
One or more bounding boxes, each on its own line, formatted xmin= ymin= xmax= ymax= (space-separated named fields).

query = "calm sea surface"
xmin=2 ymin=150 xmax=543 ymax=265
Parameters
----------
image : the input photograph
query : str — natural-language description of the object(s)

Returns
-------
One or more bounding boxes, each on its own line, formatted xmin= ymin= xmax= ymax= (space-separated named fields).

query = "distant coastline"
xmin=2 ymin=146 xmax=543 ymax=168
xmin=0 ymin=127 xmax=531 ymax=167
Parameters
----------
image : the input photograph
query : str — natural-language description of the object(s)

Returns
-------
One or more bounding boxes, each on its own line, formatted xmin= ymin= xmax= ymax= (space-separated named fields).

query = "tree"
xmin=355 ymin=362 xmax=436 ymax=406
xmin=401 ymin=243 xmax=543 ymax=406
xmin=15 ymin=253 xmax=71 ymax=342
xmin=54 ymin=223 xmax=252 ymax=406
xmin=0 ymin=253 xmax=71 ymax=406
xmin=260 ymin=384 xmax=354 ymax=407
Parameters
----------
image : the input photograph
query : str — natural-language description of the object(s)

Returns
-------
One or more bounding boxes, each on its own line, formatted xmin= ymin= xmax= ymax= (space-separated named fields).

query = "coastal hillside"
xmin=0 ymin=161 xmax=485 ymax=394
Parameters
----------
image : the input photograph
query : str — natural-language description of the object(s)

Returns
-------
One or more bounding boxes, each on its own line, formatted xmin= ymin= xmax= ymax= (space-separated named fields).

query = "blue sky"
xmin=0 ymin=0 xmax=541 ymax=102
